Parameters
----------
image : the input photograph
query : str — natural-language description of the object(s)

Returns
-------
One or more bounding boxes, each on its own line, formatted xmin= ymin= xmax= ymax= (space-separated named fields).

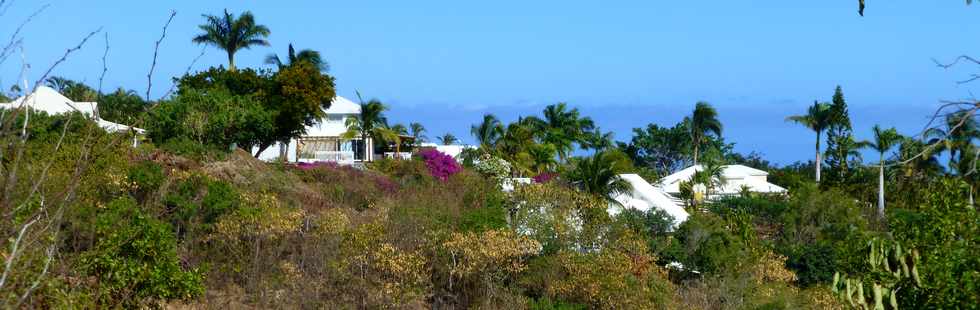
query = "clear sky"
xmin=1 ymin=0 xmax=978 ymax=164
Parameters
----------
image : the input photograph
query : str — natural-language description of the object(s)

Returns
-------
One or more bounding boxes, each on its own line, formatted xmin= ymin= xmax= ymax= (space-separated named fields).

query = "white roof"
xmin=611 ymin=174 xmax=689 ymax=228
xmin=420 ymin=143 xmax=476 ymax=160
xmin=0 ymin=86 xmax=143 ymax=134
xmin=659 ymin=164 xmax=786 ymax=194
xmin=2 ymin=86 xmax=98 ymax=116
xmin=324 ymin=96 xmax=360 ymax=115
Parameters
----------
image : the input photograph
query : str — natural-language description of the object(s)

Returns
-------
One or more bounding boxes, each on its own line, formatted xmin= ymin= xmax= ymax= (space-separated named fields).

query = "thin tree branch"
xmin=146 ymin=10 xmax=176 ymax=102
xmin=161 ymin=46 xmax=205 ymax=100
xmin=0 ymin=4 xmax=49 ymax=66
xmin=97 ymin=32 xmax=109 ymax=99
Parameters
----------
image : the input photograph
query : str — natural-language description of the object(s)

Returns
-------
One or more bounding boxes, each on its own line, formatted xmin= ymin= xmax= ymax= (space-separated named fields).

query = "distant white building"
xmin=254 ymin=96 xmax=376 ymax=163
xmin=659 ymin=164 xmax=786 ymax=198
xmin=418 ymin=143 xmax=476 ymax=162
xmin=611 ymin=174 xmax=689 ymax=229
xmin=0 ymin=86 xmax=145 ymax=143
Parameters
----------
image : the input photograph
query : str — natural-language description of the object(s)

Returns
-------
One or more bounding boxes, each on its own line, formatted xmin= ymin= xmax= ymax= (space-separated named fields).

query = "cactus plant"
xmin=830 ymin=238 xmax=922 ymax=309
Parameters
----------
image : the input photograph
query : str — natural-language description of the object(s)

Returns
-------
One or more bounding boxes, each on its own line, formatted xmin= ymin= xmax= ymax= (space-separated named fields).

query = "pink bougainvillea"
xmin=532 ymin=172 xmax=556 ymax=183
xmin=418 ymin=149 xmax=462 ymax=181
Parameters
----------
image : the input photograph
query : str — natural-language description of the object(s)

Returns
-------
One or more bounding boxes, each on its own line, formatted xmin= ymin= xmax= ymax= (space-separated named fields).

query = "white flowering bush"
xmin=473 ymin=154 xmax=512 ymax=180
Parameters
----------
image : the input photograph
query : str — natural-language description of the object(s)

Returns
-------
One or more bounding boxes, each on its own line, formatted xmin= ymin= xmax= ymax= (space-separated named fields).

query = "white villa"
xmin=0 ymin=86 xmax=145 ymax=139
xmin=254 ymin=96 xmax=379 ymax=163
xmin=659 ymin=164 xmax=787 ymax=198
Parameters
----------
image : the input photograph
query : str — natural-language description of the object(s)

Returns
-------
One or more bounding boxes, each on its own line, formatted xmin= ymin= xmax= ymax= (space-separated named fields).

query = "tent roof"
xmin=612 ymin=174 xmax=689 ymax=228
xmin=1 ymin=86 xmax=143 ymax=134
xmin=3 ymin=86 xmax=98 ymax=116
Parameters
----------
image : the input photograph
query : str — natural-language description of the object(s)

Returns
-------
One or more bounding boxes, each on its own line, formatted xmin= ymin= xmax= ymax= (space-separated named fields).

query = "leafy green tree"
xmin=787 ymin=101 xmax=834 ymax=182
xmin=865 ymin=125 xmax=901 ymax=217
xmin=265 ymin=43 xmax=329 ymax=71
xmin=565 ymin=150 xmax=631 ymax=203
xmin=98 ymin=87 xmax=146 ymax=124
xmin=145 ymin=88 xmax=274 ymax=152
xmin=263 ymin=62 xmax=337 ymax=156
xmin=824 ymin=86 xmax=859 ymax=183
xmin=471 ymin=113 xmax=504 ymax=150
xmin=192 ymin=9 xmax=271 ymax=71
xmin=619 ymin=122 xmax=691 ymax=177
xmin=689 ymin=101 xmax=723 ymax=166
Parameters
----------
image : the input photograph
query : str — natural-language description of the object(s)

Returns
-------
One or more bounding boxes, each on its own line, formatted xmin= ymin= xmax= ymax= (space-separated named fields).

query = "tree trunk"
xmin=254 ymin=141 xmax=273 ymax=159
xmin=815 ymin=132 xmax=822 ymax=183
xmin=693 ymin=139 xmax=699 ymax=167
xmin=278 ymin=139 xmax=289 ymax=162
xmin=228 ymin=51 xmax=236 ymax=72
xmin=878 ymin=158 xmax=885 ymax=218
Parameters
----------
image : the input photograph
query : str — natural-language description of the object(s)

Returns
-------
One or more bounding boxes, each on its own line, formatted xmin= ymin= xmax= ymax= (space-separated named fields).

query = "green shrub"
xmin=128 ymin=161 xmax=165 ymax=203
xmin=80 ymin=197 xmax=204 ymax=306
xmin=669 ymin=212 xmax=754 ymax=275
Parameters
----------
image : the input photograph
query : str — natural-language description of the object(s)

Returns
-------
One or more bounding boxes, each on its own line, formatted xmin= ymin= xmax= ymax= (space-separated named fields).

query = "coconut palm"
xmin=192 ymin=9 xmax=271 ymax=72
xmin=566 ymin=151 xmax=630 ymax=204
xmin=471 ymin=113 xmax=504 ymax=150
xmin=689 ymin=101 xmax=723 ymax=167
xmin=439 ymin=133 xmax=458 ymax=145
xmin=541 ymin=103 xmax=595 ymax=162
xmin=582 ymin=128 xmax=615 ymax=153
xmin=265 ymin=43 xmax=328 ymax=71
xmin=787 ymin=101 xmax=834 ymax=182
xmin=865 ymin=125 xmax=902 ymax=217
xmin=407 ymin=122 xmax=428 ymax=147
xmin=342 ymin=97 xmax=393 ymax=161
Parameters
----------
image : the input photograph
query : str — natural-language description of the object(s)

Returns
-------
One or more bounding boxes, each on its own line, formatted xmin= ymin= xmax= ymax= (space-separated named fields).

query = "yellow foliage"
xmin=443 ymin=229 xmax=541 ymax=278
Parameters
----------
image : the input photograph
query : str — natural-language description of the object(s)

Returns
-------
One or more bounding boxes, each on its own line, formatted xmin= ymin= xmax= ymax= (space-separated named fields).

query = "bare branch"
xmin=934 ymin=55 xmax=980 ymax=69
xmin=29 ymin=27 xmax=102 ymax=93
xmin=146 ymin=10 xmax=177 ymax=102
xmin=0 ymin=4 xmax=49 ymax=66
xmin=97 ymin=32 xmax=109 ymax=98
xmin=161 ymin=46 xmax=206 ymax=100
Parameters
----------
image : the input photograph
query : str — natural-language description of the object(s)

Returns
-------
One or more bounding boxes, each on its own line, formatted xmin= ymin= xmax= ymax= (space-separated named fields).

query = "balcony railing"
xmin=383 ymin=152 xmax=413 ymax=160
xmin=299 ymin=151 xmax=356 ymax=163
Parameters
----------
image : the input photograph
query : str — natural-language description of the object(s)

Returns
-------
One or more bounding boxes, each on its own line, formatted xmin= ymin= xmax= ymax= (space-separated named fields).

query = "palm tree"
xmin=541 ymin=103 xmax=595 ymax=162
xmin=409 ymin=122 xmax=427 ymax=146
xmin=689 ymin=101 xmax=723 ymax=167
xmin=582 ymin=128 xmax=614 ymax=153
xmin=265 ymin=43 xmax=328 ymax=71
xmin=471 ymin=113 xmax=504 ymax=150
xmin=439 ymin=133 xmax=458 ymax=145
xmin=925 ymin=111 xmax=979 ymax=168
xmin=342 ymin=97 xmax=393 ymax=161
xmin=566 ymin=151 xmax=630 ymax=204
xmin=787 ymin=101 xmax=834 ymax=182
xmin=865 ymin=125 xmax=901 ymax=217
xmin=192 ymin=9 xmax=271 ymax=72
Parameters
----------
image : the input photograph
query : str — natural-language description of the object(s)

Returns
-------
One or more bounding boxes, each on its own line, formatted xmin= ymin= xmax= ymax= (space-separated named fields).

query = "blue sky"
xmin=1 ymin=1 xmax=978 ymax=164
